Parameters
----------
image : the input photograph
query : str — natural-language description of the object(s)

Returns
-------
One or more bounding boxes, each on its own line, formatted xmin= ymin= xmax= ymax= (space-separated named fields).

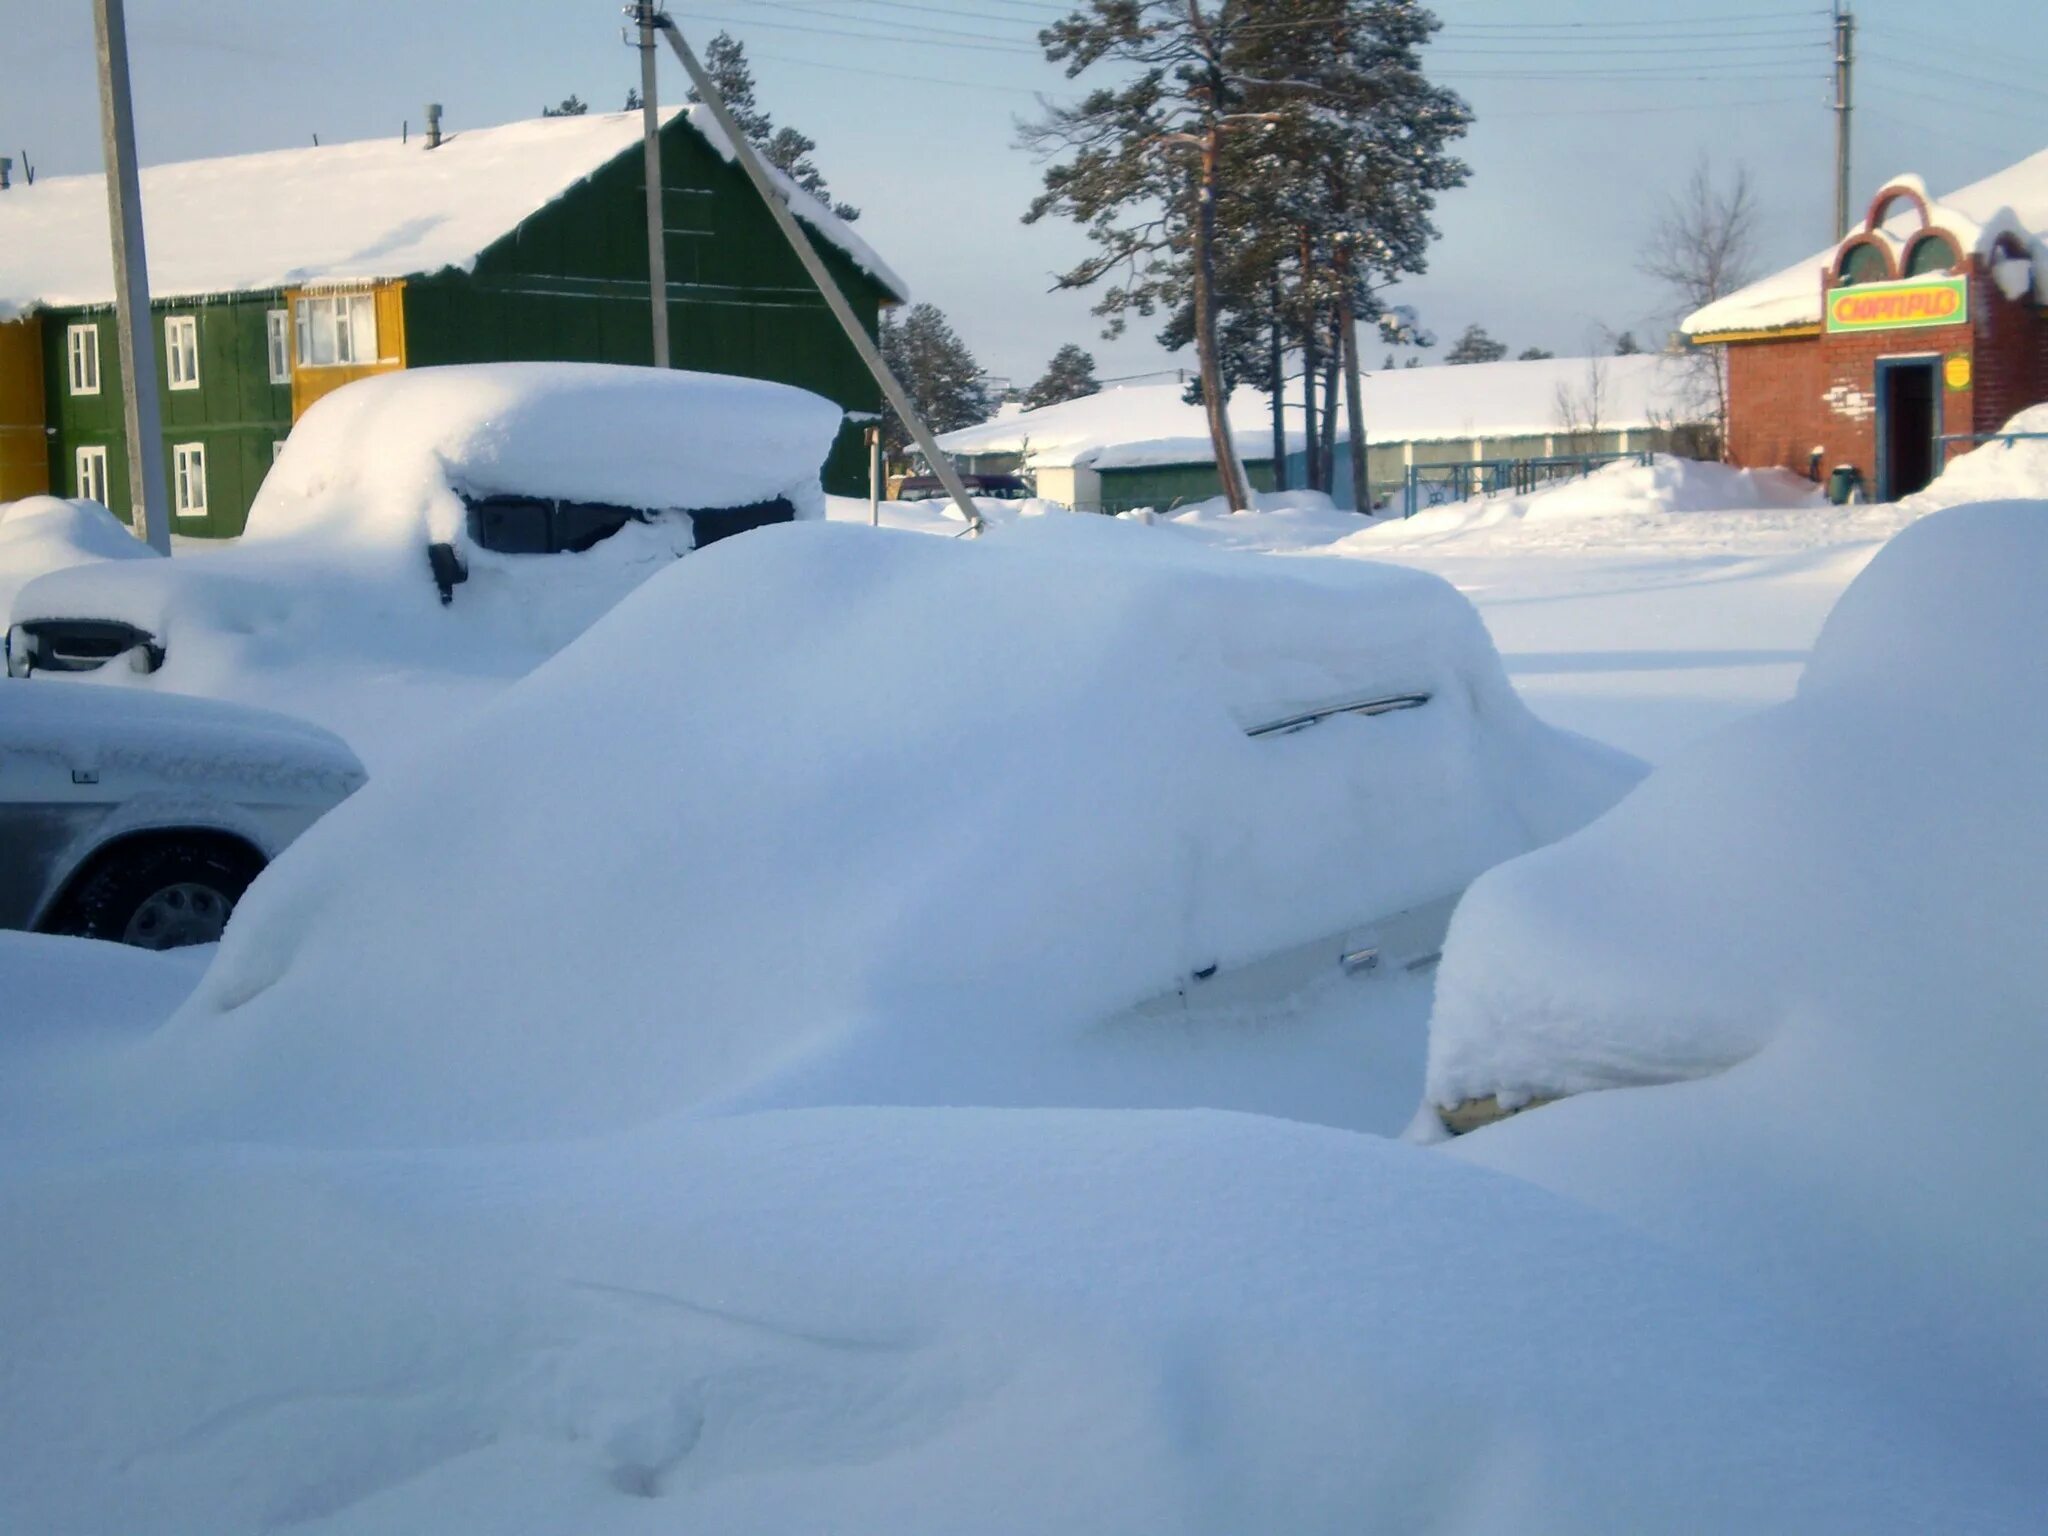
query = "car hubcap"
xmin=122 ymin=882 xmax=234 ymax=949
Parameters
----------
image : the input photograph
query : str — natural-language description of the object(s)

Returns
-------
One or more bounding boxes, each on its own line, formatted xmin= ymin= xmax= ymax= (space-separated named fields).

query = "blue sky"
xmin=3 ymin=0 xmax=2042 ymax=387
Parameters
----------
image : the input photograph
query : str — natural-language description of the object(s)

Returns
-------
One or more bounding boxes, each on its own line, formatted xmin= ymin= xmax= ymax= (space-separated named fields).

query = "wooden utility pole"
xmin=655 ymin=16 xmax=983 ymax=531
xmin=635 ymin=2 xmax=670 ymax=367
xmin=1832 ymin=4 xmax=1855 ymax=241
xmin=91 ymin=0 xmax=169 ymax=554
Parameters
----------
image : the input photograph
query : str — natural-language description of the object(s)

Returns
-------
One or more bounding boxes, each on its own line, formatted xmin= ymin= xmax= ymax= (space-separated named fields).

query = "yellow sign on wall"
xmin=1944 ymin=354 xmax=1972 ymax=391
xmin=1825 ymin=275 xmax=1968 ymax=334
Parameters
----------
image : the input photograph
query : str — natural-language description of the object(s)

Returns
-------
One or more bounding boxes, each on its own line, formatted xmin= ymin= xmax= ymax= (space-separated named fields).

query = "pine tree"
xmin=625 ymin=86 xmax=642 ymax=111
xmin=1612 ymin=330 xmax=1642 ymax=355
xmin=686 ymin=32 xmax=859 ymax=220
xmin=1021 ymin=3 xmax=1284 ymax=510
xmin=879 ymin=305 xmax=994 ymax=459
xmin=1518 ymin=347 xmax=1554 ymax=360
xmin=1446 ymin=324 xmax=1508 ymax=365
xmin=1023 ymin=344 xmax=1101 ymax=410
xmin=542 ymin=94 xmax=589 ymax=118
xmin=1214 ymin=0 xmax=1468 ymax=507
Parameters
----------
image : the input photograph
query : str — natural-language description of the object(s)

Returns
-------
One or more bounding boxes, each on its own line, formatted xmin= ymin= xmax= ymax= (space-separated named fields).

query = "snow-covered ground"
xmin=6 ymin=423 xmax=2048 ymax=1531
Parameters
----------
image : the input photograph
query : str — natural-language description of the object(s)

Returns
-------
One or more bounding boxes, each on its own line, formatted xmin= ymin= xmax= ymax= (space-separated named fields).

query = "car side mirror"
xmin=426 ymin=542 xmax=468 ymax=606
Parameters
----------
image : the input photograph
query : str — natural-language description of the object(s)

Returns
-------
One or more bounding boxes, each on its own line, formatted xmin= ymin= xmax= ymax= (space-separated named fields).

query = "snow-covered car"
xmin=0 ymin=682 xmax=365 ymax=948
xmin=157 ymin=514 xmax=1643 ymax=1143
xmin=6 ymin=364 xmax=844 ymax=685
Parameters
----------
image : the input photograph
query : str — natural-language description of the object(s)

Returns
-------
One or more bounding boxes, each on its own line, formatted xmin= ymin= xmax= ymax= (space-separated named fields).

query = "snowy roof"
xmin=939 ymin=355 xmax=1696 ymax=470
xmin=1685 ymin=146 xmax=2048 ymax=338
xmin=0 ymin=106 xmax=905 ymax=317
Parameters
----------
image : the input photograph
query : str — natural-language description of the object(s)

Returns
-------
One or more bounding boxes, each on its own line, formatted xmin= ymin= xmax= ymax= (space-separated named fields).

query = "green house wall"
xmin=41 ymin=295 xmax=292 ymax=538
xmin=1095 ymin=459 xmax=1280 ymax=515
xmin=404 ymin=115 xmax=887 ymax=496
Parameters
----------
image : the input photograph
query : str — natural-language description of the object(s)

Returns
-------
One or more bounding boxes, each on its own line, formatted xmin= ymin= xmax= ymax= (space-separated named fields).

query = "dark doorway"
xmin=1877 ymin=357 xmax=1941 ymax=501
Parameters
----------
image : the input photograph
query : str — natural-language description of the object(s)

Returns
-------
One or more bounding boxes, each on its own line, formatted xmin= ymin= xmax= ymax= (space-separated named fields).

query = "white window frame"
xmin=172 ymin=442 xmax=208 ymax=519
xmin=67 ymin=323 xmax=100 ymax=395
xmin=292 ymin=292 xmax=379 ymax=368
xmin=165 ymin=315 xmax=200 ymax=390
xmin=75 ymin=445 xmax=109 ymax=505
xmin=266 ymin=309 xmax=291 ymax=385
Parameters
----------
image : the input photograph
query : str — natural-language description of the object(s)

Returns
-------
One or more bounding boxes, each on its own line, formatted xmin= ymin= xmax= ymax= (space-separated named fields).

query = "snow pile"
xmin=1340 ymin=455 xmax=1824 ymax=552
xmin=247 ymin=363 xmax=839 ymax=557
xmin=1434 ymin=503 xmax=2048 ymax=1478
xmin=7 ymin=1097 xmax=2020 ymax=1534
xmin=7 ymin=366 xmax=842 ymax=769
xmin=0 ymin=494 xmax=158 ymax=621
xmin=1426 ymin=500 xmax=2048 ymax=1114
xmin=1902 ymin=403 xmax=2048 ymax=511
xmin=117 ymin=516 xmax=1635 ymax=1145
xmin=0 ymin=109 xmax=901 ymax=316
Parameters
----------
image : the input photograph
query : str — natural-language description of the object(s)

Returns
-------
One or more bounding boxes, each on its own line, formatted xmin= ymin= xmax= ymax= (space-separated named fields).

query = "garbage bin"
xmin=1827 ymin=465 xmax=1864 ymax=505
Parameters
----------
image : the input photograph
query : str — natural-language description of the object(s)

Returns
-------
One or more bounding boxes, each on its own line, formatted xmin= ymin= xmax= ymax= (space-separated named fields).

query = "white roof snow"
xmin=0 ymin=106 xmax=904 ymax=317
xmin=1684 ymin=146 xmax=2048 ymax=338
xmin=938 ymin=355 xmax=1697 ymax=471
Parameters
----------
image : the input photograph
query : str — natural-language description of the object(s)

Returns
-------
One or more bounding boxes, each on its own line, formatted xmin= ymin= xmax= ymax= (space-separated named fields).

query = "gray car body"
xmin=0 ymin=681 xmax=365 ymax=932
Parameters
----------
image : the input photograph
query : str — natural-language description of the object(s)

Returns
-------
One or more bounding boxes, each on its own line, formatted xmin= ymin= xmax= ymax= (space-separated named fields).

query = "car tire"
xmin=47 ymin=839 xmax=265 ymax=951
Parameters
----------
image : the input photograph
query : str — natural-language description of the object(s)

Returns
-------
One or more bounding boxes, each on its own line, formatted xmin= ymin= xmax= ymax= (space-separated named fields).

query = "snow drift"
xmin=120 ymin=515 xmax=1637 ymax=1144
xmin=1424 ymin=500 xmax=2048 ymax=1115
xmin=1903 ymin=402 xmax=2048 ymax=511
xmin=0 ymin=493 xmax=158 ymax=621
xmin=3 ymin=1099 xmax=2020 ymax=1536
xmin=1428 ymin=500 xmax=2048 ymax=1480
xmin=6 ymin=366 xmax=843 ymax=768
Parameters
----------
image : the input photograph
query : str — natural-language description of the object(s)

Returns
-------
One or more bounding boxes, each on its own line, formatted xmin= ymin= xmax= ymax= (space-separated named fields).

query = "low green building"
xmin=0 ymin=107 xmax=904 ymax=534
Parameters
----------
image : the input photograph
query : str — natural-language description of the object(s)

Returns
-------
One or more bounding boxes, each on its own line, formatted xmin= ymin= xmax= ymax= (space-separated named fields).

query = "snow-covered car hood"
xmin=1 ymin=678 xmax=365 ymax=798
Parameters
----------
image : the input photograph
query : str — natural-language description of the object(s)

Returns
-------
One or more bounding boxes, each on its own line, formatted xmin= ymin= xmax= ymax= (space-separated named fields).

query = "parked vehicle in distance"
xmin=893 ymin=473 xmax=1032 ymax=502
xmin=0 ymin=682 xmax=365 ymax=948
xmin=6 ymin=364 xmax=845 ymax=678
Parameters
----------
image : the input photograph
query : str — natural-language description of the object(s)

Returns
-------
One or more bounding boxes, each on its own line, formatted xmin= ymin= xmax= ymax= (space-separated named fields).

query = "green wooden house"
xmin=0 ymin=107 xmax=904 ymax=535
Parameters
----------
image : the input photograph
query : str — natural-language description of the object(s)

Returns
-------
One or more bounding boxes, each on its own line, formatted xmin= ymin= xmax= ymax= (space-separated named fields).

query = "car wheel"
xmin=49 ymin=839 xmax=265 ymax=951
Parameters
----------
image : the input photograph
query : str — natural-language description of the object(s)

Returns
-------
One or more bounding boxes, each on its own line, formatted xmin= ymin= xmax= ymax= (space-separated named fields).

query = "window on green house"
xmin=1904 ymin=234 xmax=1960 ymax=277
xmin=267 ymin=310 xmax=291 ymax=384
xmin=75 ymin=446 xmax=108 ymax=505
xmin=67 ymin=324 xmax=99 ymax=395
xmin=1834 ymin=243 xmax=1890 ymax=286
xmin=172 ymin=442 xmax=207 ymax=518
xmin=294 ymin=294 xmax=378 ymax=367
xmin=165 ymin=316 xmax=199 ymax=390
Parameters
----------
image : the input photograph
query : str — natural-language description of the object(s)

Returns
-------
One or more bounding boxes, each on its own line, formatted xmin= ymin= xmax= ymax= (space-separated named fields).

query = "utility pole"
xmin=654 ymin=16 xmax=983 ymax=531
xmin=91 ymin=0 xmax=170 ymax=554
xmin=633 ymin=2 xmax=670 ymax=367
xmin=1832 ymin=3 xmax=1855 ymax=241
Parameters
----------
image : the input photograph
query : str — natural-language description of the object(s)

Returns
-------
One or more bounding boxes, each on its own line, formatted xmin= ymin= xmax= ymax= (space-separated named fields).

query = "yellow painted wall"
xmin=287 ymin=281 xmax=408 ymax=420
xmin=0 ymin=316 xmax=50 ymax=500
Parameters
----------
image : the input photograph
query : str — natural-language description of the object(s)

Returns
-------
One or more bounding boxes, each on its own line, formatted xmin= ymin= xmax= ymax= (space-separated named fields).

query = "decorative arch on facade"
xmin=1863 ymin=182 xmax=1932 ymax=235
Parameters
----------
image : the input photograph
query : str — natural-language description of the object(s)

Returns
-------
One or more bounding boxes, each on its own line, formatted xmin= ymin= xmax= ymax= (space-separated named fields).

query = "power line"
xmin=1859 ymin=49 xmax=2048 ymax=105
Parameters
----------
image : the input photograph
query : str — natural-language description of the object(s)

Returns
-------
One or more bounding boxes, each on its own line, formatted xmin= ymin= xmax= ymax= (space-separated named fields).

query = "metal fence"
xmin=1400 ymin=451 xmax=1653 ymax=517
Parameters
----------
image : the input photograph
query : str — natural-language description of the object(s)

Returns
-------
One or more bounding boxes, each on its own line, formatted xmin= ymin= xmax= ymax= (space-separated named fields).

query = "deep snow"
xmin=7 ymin=365 xmax=841 ymax=771
xmin=6 ymin=413 xmax=2048 ymax=1533
xmin=1433 ymin=502 xmax=2048 ymax=1487
xmin=106 ymin=514 xmax=1633 ymax=1146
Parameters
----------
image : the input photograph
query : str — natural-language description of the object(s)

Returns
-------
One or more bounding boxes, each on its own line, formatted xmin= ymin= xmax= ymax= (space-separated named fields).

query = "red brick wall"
xmin=1727 ymin=335 xmax=1824 ymax=477
xmin=1969 ymin=270 xmax=2047 ymax=436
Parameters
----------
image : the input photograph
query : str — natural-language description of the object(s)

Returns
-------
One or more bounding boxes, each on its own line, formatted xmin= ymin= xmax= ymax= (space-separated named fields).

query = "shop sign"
xmin=1826 ymin=275 xmax=1968 ymax=334
xmin=1944 ymin=354 xmax=1972 ymax=391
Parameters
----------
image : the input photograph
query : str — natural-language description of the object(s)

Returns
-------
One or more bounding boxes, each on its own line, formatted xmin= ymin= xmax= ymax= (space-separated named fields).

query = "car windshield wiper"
xmin=1243 ymin=692 xmax=1431 ymax=739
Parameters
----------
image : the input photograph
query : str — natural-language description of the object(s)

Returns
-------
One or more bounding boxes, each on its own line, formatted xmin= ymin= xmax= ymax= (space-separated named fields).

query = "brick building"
xmin=1686 ymin=147 xmax=2047 ymax=501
